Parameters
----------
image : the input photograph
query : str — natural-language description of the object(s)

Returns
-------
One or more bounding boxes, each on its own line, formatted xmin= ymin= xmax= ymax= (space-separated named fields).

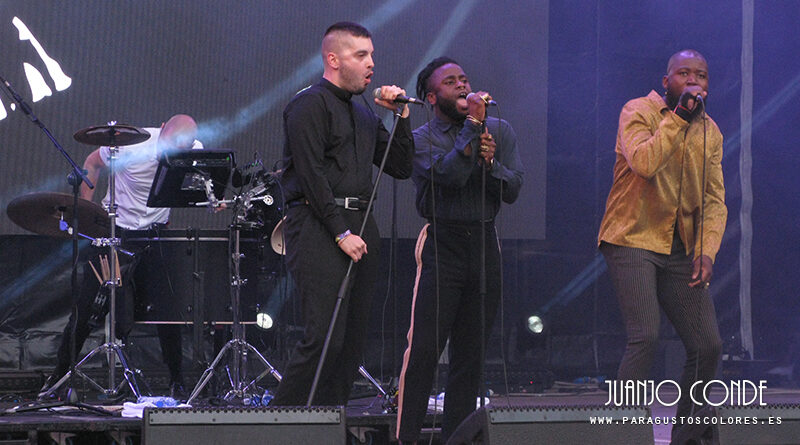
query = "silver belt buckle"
xmin=344 ymin=197 xmax=359 ymax=210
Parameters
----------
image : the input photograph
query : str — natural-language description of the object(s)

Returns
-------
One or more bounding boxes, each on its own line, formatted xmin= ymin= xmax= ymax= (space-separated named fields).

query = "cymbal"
xmin=7 ymin=192 xmax=110 ymax=238
xmin=73 ymin=124 xmax=150 ymax=147
xmin=270 ymin=216 xmax=286 ymax=255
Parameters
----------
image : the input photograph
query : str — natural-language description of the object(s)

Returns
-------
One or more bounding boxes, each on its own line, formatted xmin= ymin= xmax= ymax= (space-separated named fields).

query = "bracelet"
xmin=335 ymin=229 xmax=352 ymax=244
xmin=466 ymin=115 xmax=482 ymax=125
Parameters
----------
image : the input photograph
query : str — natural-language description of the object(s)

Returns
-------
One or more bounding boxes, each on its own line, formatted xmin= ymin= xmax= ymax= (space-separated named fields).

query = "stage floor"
xmin=1 ymin=386 xmax=799 ymax=444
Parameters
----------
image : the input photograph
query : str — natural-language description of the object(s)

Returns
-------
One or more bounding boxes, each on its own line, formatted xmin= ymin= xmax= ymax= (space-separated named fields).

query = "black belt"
xmin=334 ymin=197 xmax=370 ymax=210
xmin=287 ymin=197 xmax=371 ymax=211
xmin=428 ymin=218 xmax=494 ymax=227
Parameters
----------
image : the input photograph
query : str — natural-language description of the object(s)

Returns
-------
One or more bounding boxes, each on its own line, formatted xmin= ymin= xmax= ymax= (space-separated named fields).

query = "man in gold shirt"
xmin=598 ymin=49 xmax=727 ymax=433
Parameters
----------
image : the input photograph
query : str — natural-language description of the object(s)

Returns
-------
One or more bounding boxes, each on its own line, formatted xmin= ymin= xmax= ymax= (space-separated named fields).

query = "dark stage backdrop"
xmin=1 ymin=0 xmax=798 ymax=388
xmin=0 ymin=0 xmax=547 ymax=239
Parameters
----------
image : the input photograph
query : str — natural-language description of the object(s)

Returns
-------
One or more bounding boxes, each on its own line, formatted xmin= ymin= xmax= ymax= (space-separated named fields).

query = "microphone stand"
xmin=0 ymin=76 xmax=109 ymax=415
xmin=391 ymin=177 xmax=399 ymax=384
xmin=478 ymin=121 xmax=488 ymax=409
xmin=306 ymin=109 xmax=404 ymax=406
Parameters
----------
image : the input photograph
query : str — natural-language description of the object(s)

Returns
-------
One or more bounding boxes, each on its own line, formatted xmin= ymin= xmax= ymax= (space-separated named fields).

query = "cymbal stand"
xmin=41 ymin=142 xmax=142 ymax=400
xmin=187 ymin=189 xmax=282 ymax=405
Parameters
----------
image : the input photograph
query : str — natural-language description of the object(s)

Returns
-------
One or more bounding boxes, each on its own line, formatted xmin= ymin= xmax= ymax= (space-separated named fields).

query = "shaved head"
xmin=321 ymin=31 xmax=349 ymax=63
xmin=321 ymin=22 xmax=371 ymax=65
xmin=662 ymin=49 xmax=710 ymax=111
xmin=667 ymin=49 xmax=707 ymax=74
xmin=319 ymin=22 xmax=374 ymax=94
xmin=159 ymin=114 xmax=197 ymax=150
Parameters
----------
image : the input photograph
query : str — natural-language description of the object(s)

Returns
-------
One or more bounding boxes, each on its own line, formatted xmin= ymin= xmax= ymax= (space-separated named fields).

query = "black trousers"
xmin=396 ymin=221 xmax=501 ymax=443
xmin=54 ymin=249 xmax=183 ymax=384
xmin=600 ymin=237 xmax=722 ymax=421
xmin=270 ymin=205 xmax=380 ymax=406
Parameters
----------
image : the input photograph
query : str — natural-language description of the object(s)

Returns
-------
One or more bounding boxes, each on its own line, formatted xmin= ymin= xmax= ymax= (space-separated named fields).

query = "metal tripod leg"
xmin=358 ymin=365 xmax=388 ymax=398
xmin=236 ymin=340 xmax=283 ymax=394
xmin=358 ymin=365 xmax=398 ymax=412
xmin=39 ymin=341 xmax=141 ymax=399
xmin=186 ymin=338 xmax=281 ymax=405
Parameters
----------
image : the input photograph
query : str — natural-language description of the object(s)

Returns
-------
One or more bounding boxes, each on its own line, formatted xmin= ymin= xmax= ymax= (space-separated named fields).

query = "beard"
xmin=436 ymin=95 xmax=466 ymax=123
xmin=665 ymin=91 xmax=707 ymax=118
xmin=665 ymin=91 xmax=680 ymax=110
xmin=347 ymin=80 xmax=367 ymax=95
xmin=339 ymin=65 xmax=367 ymax=95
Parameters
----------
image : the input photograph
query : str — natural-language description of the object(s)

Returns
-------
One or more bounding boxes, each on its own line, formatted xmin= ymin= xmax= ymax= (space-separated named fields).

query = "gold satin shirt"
xmin=598 ymin=90 xmax=727 ymax=262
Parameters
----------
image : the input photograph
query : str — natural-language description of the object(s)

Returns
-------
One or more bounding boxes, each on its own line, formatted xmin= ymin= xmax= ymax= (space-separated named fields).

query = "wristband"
xmin=335 ymin=229 xmax=352 ymax=244
xmin=673 ymin=104 xmax=692 ymax=122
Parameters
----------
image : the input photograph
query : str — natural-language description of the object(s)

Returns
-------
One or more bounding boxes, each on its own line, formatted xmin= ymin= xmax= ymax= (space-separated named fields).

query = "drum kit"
xmin=7 ymin=123 xmax=286 ymax=403
xmin=7 ymin=121 xmax=393 ymax=409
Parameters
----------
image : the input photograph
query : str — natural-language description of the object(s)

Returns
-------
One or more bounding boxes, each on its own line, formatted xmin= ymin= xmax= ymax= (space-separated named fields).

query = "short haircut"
xmin=666 ymin=49 xmax=708 ymax=74
xmin=324 ymin=21 xmax=371 ymax=39
xmin=416 ymin=56 xmax=460 ymax=101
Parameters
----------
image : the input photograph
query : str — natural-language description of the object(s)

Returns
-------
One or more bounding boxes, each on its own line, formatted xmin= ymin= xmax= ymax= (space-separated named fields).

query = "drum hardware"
xmin=144 ymin=155 xmax=281 ymax=404
xmin=231 ymin=171 xmax=281 ymax=233
xmin=196 ymin=175 xmax=228 ymax=211
xmin=186 ymin=206 xmax=282 ymax=405
xmin=38 ymin=122 xmax=149 ymax=401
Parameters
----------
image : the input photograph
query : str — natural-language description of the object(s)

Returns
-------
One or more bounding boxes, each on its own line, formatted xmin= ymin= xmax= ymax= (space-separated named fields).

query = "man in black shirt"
xmin=395 ymin=57 xmax=523 ymax=444
xmin=270 ymin=22 xmax=414 ymax=406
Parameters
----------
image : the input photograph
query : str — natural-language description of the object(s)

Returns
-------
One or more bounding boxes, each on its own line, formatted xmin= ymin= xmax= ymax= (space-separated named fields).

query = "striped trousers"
xmin=600 ymin=237 xmax=722 ymax=421
xmin=396 ymin=221 xmax=502 ymax=443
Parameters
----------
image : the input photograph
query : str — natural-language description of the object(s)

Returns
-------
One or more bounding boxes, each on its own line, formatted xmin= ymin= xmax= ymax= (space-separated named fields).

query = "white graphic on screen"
xmin=0 ymin=17 xmax=71 ymax=121
xmin=23 ymin=63 xmax=52 ymax=102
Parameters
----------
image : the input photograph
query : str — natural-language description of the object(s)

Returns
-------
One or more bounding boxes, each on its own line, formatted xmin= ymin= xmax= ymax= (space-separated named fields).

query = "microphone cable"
xmin=488 ymin=103 xmax=514 ymax=408
xmin=411 ymin=99 xmax=441 ymax=445
xmin=361 ymin=92 xmax=397 ymax=391
xmin=689 ymin=97 xmax=708 ymax=418
xmin=359 ymin=93 xmax=411 ymax=402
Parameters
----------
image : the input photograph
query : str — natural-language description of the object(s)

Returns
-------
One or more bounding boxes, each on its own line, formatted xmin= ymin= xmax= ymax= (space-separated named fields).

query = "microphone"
xmin=372 ymin=88 xmax=424 ymax=105
xmin=0 ymin=75 xmax=36 ymax=120
xmin=466 ymin=92 xmax=497 ymax=106
xmin=694 ymin=93 xmax=705 ymax=113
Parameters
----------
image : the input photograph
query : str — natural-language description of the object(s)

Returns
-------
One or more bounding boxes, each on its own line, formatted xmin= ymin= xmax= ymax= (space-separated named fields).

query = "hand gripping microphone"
xmin=466 ymin=92 xmax=497 ymax=106
xmin=372 ymin=88 xmax=424 ymax=105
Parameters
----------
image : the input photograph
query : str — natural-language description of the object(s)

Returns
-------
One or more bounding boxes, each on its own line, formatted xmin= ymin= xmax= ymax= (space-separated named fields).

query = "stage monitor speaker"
xmin=445 ymin=405 xmax=653 ymax=445
xmin=143 ymin=406 xmax=345 ymax=445
xmin=713 ymin=404 xmax=800 ymax=444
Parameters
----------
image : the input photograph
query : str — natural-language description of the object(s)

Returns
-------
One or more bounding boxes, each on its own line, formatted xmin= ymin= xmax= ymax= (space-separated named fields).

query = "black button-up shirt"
xmin=412 ymin=115 xmax=524 ymax=222
xmin=281 ymin=78 xmax=414 ymax=236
